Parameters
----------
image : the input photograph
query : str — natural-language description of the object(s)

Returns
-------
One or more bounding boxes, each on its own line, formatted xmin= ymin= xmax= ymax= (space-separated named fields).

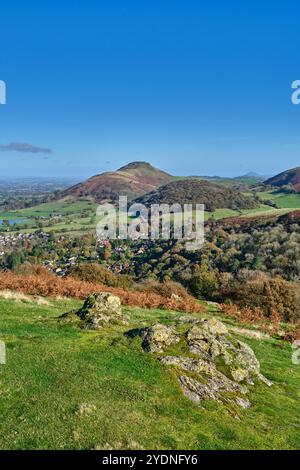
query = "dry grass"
xmin=0 ymin=289 xmax=51 ymax=305
xmin=220 ymin=303 xmax=300 ymax=342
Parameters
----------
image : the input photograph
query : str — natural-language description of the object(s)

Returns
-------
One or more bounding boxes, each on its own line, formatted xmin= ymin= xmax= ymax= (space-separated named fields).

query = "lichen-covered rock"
xmin=231 ymin=368 xmax=249 ymax=383
xmin=179 ymin=375 xmax=252 ymax=409
xmin=186 ymin=321 xmax=271 ymax=387
xmin=178 ymin=375 xmax=219 ymax=404
xmin=141 ymin=323 xmax=180 ymax=353
xmin=160 ymin=356 xmax=247 ymax=395
xmin=235 ymin=340 xmax=260 ymax=374
xmin=187 ymin=320 xmax=233 ymax=365
xmin=74 ymin=292 xmax=124 ymax=330
xmin=201 ymin=318 xmax=229 ymax=337
xmin=141 ymin=317 xmax=272 ymax=410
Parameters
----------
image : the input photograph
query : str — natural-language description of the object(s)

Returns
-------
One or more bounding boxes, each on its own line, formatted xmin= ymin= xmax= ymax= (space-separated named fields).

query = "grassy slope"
xmin=0 ymin=296 xmax=299 ymax=450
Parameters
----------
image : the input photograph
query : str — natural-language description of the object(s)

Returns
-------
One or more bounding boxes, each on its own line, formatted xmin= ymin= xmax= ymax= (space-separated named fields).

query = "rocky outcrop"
xmin=60 ymin=292 xmax=125 ymax=330
xmin=137 ymin=318 xmax=272 ymax=410
xmin=141 ymin=323 xmax=180 ymax=353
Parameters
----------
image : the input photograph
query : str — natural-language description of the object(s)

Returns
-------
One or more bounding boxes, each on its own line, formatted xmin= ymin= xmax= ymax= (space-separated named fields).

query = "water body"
xmin=0 ymin=219 xmax=24 ymax=225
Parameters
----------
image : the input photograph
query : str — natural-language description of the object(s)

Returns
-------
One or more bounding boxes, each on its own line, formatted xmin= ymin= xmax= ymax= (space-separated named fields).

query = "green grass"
xmin=274 ymin=194 xmax=300 ymax=209
xmin=0 ymin=296 xmax=299 ymax=450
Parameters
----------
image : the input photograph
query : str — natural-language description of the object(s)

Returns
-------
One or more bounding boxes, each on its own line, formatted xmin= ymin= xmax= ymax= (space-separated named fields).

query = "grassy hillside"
xmin=60 ymin=162 xmax=173 ymax=203
xmin=0 ymin=295 xmax=299 ymax=450
xmin=135 ymin=179 xmax=257 ymax=212
xmin=265 ymin=167 xmax=300 ymax=192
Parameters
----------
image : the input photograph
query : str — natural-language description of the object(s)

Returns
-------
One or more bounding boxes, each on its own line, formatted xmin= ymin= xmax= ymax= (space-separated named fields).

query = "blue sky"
xmin=0 ymin=0 xmax=299 ymax=177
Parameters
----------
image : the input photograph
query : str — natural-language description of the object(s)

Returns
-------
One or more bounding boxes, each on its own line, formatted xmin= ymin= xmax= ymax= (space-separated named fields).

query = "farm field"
xmin=1 ymin=189 xmax=300 ymax=236
xmin=256 ymin=191 xmax=300 ymax=208
xmin=0 ymin=199 xmax=98 ymax=235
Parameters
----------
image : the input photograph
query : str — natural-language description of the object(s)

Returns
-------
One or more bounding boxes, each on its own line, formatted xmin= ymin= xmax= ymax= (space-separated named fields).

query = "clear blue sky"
xmin=0 ymin=0 xmax=299 ymax=177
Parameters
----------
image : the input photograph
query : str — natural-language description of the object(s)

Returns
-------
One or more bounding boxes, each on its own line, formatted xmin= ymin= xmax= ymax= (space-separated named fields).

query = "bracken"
xmin=0 ymin=271 xmax=205 ymax=314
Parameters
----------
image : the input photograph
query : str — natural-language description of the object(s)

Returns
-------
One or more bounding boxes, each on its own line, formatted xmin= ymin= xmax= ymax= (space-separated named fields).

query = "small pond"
xmin=0 ymin=219 xmax=24 ymax=226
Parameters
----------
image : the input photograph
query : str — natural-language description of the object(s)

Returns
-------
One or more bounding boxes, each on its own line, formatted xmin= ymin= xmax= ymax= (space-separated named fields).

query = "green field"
xmin=0 ymin=199 xmax=99 ymax=234
xmin=0 ymin=199 xmax=97 ymax=219
xmin=1 ymin=189 xmax=300 ymax=236
xmin=0 ymin=295 xmax=299 ymax=450
xmin=205 ymin=204 xmax=293 ymax=221
xmin=204 ymin=191 xmax=300 ymax=221
xmin=256 ymin=190 xmax=300 ymax=208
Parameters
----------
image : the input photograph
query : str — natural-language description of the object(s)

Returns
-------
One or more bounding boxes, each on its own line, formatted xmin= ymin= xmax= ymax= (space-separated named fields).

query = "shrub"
xmin=220 ymin=271 xmax=300 ymax=322
xmin=137 ymin=280 xmax=191 ymax=300
xmin=220 ymin=303 xmax=284 ymax=337
xmin=70 ymin=263 xmax=134 ymax=290
xmin=189 ymin=265 xmax=219 ymax=300
xmin=16 ymin=263 xmax=53 ymax=277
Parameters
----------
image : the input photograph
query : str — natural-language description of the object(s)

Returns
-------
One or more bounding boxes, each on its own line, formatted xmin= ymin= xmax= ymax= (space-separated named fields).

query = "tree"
xmin=189 ymin=264 xmax=219 ymax=300
xmin=6 ymin=252 xmax=24 ymax=270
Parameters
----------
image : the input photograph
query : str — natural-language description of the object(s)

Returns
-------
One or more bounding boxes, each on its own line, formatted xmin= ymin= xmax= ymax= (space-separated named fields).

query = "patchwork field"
xmin=0 ymin=199 xmax=98 ymax=234
xmin=1 ymin=189 xmax=300 ymax=235
xmin=0 ymin=295 xmax=299 ymax=450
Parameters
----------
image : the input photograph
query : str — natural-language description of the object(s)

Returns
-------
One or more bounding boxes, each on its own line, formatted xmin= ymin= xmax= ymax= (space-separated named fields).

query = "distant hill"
xmin=181 ymin=173 xmax=264 ymax=189
xmin=237 ymin=172 xmax=262 ymax=179
xmin=60 ymin=161 xmax=173 ymax=202
xmin=265 ymin=167 xmax=300 ymax=192
xmin=134 ymin=179 xmax=257 ymax=212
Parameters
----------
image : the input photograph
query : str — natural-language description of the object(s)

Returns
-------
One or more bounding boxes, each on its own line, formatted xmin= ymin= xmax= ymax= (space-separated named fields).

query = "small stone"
xmin=0 ymin=340 xmax=6 ymax=365
xmin=236 ymin=397 xmax=251 ymax=409
xmin=257 ymin=372 xmax=273 ymax=387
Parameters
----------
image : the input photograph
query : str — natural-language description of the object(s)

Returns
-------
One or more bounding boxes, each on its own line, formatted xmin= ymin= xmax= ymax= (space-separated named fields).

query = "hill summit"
xmin=61 ymin=161 xmax=173 ymax=202
xmin=265 ymin=167 xmax=300 ymax=192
